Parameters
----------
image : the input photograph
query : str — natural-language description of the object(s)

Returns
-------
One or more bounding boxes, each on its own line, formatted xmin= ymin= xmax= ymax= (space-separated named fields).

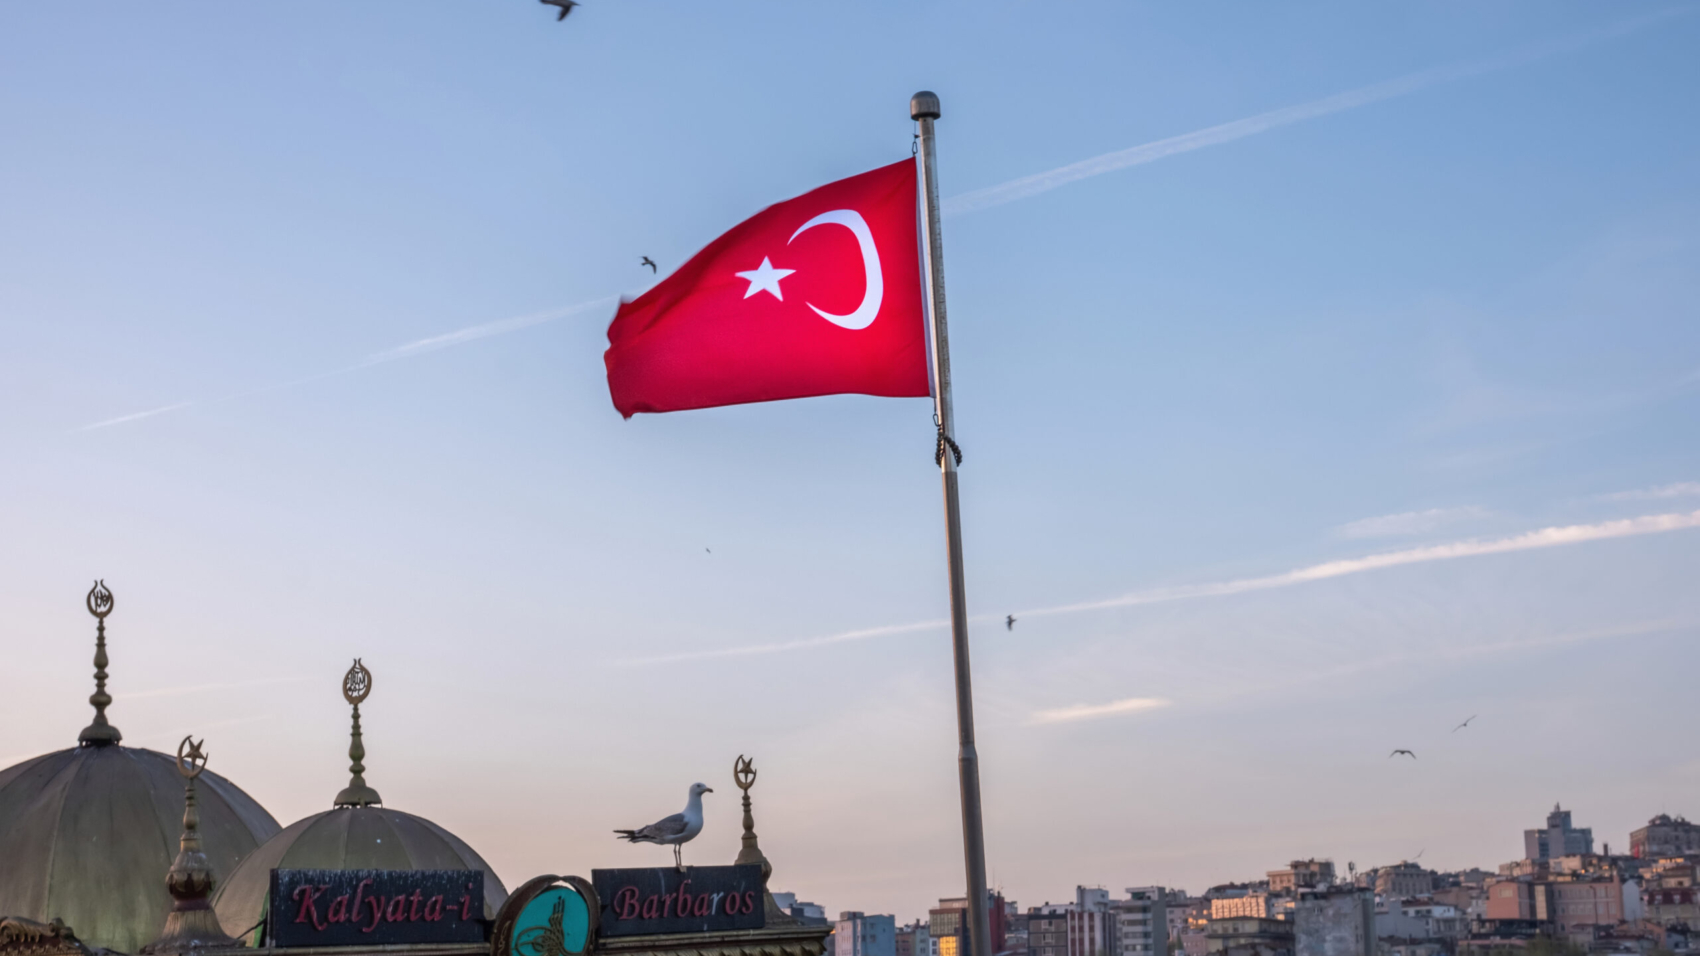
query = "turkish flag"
xmin=604 ymin=159 xmax=931 ymax=417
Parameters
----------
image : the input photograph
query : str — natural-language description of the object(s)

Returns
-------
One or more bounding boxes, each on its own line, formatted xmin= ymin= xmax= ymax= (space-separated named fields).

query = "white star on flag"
xmin=735 ymin=257 xmax=795 ymax=301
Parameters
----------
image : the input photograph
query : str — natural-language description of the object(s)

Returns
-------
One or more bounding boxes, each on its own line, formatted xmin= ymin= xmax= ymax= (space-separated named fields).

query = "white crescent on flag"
xmin=789 ymin=209 xmax=883 ymax=330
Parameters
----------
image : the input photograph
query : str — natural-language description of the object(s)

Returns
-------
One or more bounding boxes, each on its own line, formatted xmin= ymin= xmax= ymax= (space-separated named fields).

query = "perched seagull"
xmin=641 ymin=256 xmax=657 ymax=273
xmin=1389 ymin=749 xmax=1416 ymax=759
xmin=1006 ymin=614 xmax=1016 ymax=631
xmin=540 ymin=0 xmax=578 ymax=21
xmin=1453 ymin=715 xmax=1477 ymax=732
xmin=614 ymin=782 xmax=712 ymax=870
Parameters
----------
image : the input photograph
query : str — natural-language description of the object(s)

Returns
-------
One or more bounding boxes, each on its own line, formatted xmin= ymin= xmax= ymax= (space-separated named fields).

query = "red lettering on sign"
xmin=386 ymin=895 xmax=408 ymax=922
xmin=615 ymin=886 xmax=641 ymax=920
xmin=675 ymin=880 xmax=691 ymax=919
xmin=695 ymin=894 xmax=712 ymax=917
xmin=641 ymin=893 xmax=660 ymax=919
xmin=363 ymin=895 xmax=385 ymax=933
xmin=409 ymin=889 xmax=425 ymax=922
xmin=744 ymin=892 xmax=757 ymax=914
xmin=723 ymin=892 xmax=740 ymax=915
xmin=424 ymin=895 xmax=445 ymax=922
xmin=292 ymin=884 xmax=329 ymax=930
xmin=460 ymin=884 xmax=475 ymax=922
xmin=352 ymin=879 xmax=374 ymax=930
xmin=327 ymin=894 xmax=351 ymax=924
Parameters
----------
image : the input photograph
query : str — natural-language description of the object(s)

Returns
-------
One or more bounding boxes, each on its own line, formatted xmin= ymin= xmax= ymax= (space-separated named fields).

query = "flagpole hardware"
xmin=912 ymin=89 xmax=993 ymax=956
xmin=935 ymin=424 xmax=962 ymax=468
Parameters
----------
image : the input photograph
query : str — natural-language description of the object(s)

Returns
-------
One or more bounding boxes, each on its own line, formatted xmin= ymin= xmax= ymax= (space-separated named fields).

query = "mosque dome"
xmin=0 ymin=583 xmax=281 ymax=954
xmin=212 ymin=806 xmax=509 ymax=938
xmin=211 ymin=659 xmax=507 ymax=943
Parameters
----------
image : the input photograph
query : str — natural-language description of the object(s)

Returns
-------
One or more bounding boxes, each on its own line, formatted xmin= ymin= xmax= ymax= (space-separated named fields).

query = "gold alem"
xmin=334 ymin=659 xmax=382 ymax=808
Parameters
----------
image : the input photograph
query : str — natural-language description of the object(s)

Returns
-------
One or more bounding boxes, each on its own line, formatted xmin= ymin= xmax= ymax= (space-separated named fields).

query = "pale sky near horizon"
xmin=3 ymin=0 xmax=1699 ymax=926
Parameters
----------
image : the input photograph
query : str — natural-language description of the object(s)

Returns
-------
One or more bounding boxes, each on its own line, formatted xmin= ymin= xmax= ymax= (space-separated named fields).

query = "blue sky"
xmin=2 ymin=0 xmax=1698 ymax=922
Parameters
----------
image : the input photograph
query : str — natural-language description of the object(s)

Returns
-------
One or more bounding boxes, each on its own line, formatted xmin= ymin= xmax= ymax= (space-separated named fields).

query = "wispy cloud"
xmin=942 ymin=9 xmax=1686 ymax=217
xmin=362 ymin=299 xmax=617 ymax=365
xmin=615 ymin=619 xmax=947 ymax=666
xmin=1336 ymin=506 xmax=1492 ymax=539
xmin=77 ymin=402 xmax=194 ymax=432
xmin=1038 ymin=508 xmax=1700 ymax=618
xmin=1600 ymin=482 xmax=1700 ymax=502
xmin=621 ymin=508 xmax=1700 ymax=665
xmin=1031 ymin=696 xmax=1171 ymax=726
xmin=75 ymin=296 xmax=619 ymax=432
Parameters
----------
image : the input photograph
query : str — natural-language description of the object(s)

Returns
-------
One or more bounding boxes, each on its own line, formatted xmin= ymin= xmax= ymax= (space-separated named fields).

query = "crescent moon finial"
xmin=176 ymin=735 xmax=208 ymax=779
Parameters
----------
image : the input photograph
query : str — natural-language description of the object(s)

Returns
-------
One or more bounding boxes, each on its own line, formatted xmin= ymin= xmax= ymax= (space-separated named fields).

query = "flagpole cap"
xmin=910 ymin=91 xmax=941 ymax=120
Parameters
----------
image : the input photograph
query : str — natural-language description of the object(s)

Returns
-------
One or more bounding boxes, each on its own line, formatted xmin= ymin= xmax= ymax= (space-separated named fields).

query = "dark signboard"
xmin=591 ymin=865 xmax=765 ymax=937
xmin=269 ymin=869 xmax=487 ymax=947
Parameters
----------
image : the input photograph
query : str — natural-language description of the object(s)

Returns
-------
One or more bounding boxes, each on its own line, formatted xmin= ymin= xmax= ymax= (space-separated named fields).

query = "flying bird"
xmin=614 ymin=782 xmax=712 ymax=870
xmin=1453 ymin=715 xmax=1477 ymax=732
xmin=1389 ymin=749 xmax=1416 ymax=759
xmin=641 ymin=256 xmax=657 ymax=273
xmin=540 ymin=0 xmax=578 ymax=21
xmin=1006 ymin=615 xmax=1016 ymax=631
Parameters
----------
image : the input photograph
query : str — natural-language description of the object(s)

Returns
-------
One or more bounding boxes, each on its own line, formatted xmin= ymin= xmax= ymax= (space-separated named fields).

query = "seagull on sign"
xmin=540 ymin=0 xmax=578 ymax=21
xmin=614 ymin=782 xmax=712 ymax=870
xmin=1390 ymin=749 xmax=1416 ymax=759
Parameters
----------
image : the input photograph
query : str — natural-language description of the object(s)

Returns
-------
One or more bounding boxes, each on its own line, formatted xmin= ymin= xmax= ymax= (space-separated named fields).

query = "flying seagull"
xmin=641 ymin=256 xmax=657 ymax=273
xmin=1389 ymin=749 xmax=1416 ymax=759
xmin=540 ymin=0 xmax=578 ymax=21
xmin=1006 ymin=614 xmax=1016 ymax=631
xmin=1453 ymin=715 xmax=1477 ymax=732
xmin=615 ymin=782 xmax=712 ymax=870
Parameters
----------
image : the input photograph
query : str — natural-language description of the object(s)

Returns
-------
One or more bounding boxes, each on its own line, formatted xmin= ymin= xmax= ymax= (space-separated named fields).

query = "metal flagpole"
xmin=912 ymin=90 xmax=993 ymax=956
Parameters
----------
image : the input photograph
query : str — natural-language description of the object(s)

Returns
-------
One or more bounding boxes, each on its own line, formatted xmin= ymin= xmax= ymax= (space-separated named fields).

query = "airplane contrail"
xmin=73 ymin=9 xmax=1686 ymax=433
xmin=942 ymin=8 xmax=1687 ymax=217
xmin=74 ymin=296 xmax=618 ymax=432
xmin=615 ymin=507 xmax=1700 ymax=665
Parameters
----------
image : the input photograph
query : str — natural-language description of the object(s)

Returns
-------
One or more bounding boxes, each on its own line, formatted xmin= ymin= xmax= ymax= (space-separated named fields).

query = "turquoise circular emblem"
xmin=512 ymin=885 xmax=592 ymax=956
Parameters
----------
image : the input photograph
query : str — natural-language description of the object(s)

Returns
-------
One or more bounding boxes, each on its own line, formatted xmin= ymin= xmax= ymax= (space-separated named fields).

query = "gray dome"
xmin=0 ymin=745 xmax=282 ymax=954
xmin=212 ymin=806 xmax=508 ymax=941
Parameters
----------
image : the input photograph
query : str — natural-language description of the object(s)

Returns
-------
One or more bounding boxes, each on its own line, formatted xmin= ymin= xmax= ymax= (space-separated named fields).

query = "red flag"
xmin=604 ymin=159 xmax=931 ymax=417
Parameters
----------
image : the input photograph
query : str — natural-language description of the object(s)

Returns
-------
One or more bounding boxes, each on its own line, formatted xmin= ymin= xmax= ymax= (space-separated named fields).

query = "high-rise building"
xmin=1373 ymin=864 xmax=1434 ymax=900
xmin=931 ymin=899 xmax=968 ymax=956
xmin=1269 ymin=862 xmax=1336 ymax=893
xmin=1030 ymin=907 xmax=1071 ymax=956
xmin=1631 ymin=815 xmax=1700 ymax=859
xmin=1642 ymin=860 xmax=1700 ymax=926
xmin=1072 ymin=889 xmax=1111 ymax=956
xmin=926 ymin=894 xmax=1007 ymax=956
xmin=1110 ymin=888 xmax=1169 ymax=956
xmin=898 ymin=921 xmax=932 ymax=956
xmin=1524 ymin=804 xmax=1594 ymax=861
xmin=1293 ymin=888 xmax=1374 ymax=956
xmin=1163 ymin=892 xmax=1198 ymax=952
xmin=837 ymin=912 xmax=898 ymax=956
xmin=1210 ymin=896 xmax=1271 ymax=921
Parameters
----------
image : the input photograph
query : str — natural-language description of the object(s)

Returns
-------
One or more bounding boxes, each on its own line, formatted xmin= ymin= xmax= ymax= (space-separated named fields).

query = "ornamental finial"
xmin=78 ymin=580 xmax=122 ymax=747
xmin=334 ymin=659 xmax=382 ymax=808
xmin=732 ymin=754 xmax=771 ymax=882
xmin=141 ymin=736 xmax=240 ymax=954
